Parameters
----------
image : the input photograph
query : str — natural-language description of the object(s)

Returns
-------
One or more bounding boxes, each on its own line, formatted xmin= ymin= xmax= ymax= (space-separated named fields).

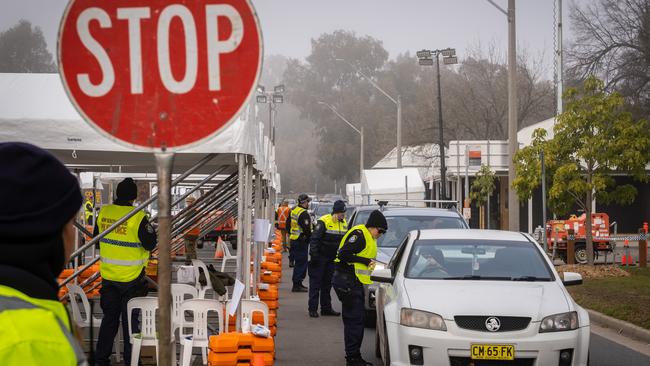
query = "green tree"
xmin=0 ymin=20 xmax=56 ymax=73
xmin=470 ymin=164 xmax=496 ymax=229
xmin=514 ymin=76 xmax=650 ymax=265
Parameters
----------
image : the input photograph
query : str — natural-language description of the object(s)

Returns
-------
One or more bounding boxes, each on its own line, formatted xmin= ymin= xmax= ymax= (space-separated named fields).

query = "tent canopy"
xmin=0 ymin=73 xmax=271 ymax=174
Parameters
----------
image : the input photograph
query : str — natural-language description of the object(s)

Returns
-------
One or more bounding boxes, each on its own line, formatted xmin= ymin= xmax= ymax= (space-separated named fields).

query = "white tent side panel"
xmin=361 ymin=168 xmax=425 ymax=207
xmin=345 ymin=183 xmax=362 ymax=206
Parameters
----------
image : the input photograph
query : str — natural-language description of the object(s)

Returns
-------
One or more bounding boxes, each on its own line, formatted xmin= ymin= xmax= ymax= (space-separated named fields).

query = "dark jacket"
xmin=309 ymin=217 xmax=347 ymax=260
xmin=335 ymin=228 xmax=372 ymax=276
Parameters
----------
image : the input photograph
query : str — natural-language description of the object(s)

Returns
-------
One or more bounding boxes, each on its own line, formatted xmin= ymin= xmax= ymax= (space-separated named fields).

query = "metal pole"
xmin=236 ymin=154 xmax=245 ymax=331
xmin=360 ymin=127 xmax=365 ymax=184
xmin=541 ymin=150 xmax=548 ymax=251
xmin=436 ymin=54 xmax=447 ymax=200
xmin=244 ymin=162 xmax=254 ymax=299
xmin=556 ymin=0 xmax=563 ymax=115
xmin=405 ymin=176 xmax=409 ymax=206
xmin=155 ymin=152 xmax=174 ymax=366
xmin=487 ymin=140 xmax=491 ymax=229
xmin=397 ymin=95 xmax=402 ymax=168
xmin=507 ymin=0 xmax=520 ymax=231
xmin=464 ymin=145 xmax=469 ymax=201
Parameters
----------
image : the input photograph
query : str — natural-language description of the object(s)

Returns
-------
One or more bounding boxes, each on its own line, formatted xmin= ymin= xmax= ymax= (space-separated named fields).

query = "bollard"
xmin=567 ymin=229 xmax=575 ymax=265
xmin=624 ymin=239 xmax=630 ymax=266
xmin=640 ymin=229 xmax=647 ymax=268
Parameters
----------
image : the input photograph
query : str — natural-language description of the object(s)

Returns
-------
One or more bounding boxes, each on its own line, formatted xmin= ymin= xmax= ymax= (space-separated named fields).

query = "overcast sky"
xmin=1 ymin=0 xmax=583 ymax=80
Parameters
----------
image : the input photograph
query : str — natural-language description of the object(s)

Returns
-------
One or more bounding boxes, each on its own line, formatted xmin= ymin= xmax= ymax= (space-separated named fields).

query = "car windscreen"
xmin=345 ymin=207 xmax=356 ymax=221
xmin=376 ymin=215 xmax=467 ymax=248
xmin=315 ymin=204 xmax=333 ymax=217
xmin=404 ymin=239 xmax=554 ymax=281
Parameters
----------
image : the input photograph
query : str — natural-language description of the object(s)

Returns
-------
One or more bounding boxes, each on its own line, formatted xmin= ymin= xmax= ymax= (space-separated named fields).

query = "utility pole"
xmin=507 ymin=0 xmax=519 ymax=231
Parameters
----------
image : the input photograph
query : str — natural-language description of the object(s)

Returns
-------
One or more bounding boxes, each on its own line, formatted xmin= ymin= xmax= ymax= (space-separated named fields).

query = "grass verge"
xmin=567 ymin=267 xmax=650 ymax=330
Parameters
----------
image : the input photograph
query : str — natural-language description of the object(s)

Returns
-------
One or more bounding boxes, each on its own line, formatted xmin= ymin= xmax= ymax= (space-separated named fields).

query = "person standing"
xmin=95 ymin=178 xmax=157 ymax=366
xmin=307 ymin=200 xmax=347 ymax=317
xmin=288 ymin=194 xmax=312 ymax=292
xmin=275 ymin=200 xmax=291 ymax=253
xmin=333 ymin=210 xmax=387 ymax=366
xmin=0 ymin=142 xmax=87 ymax=365
xmin=183 ymin=195 xmax=200 ymax=263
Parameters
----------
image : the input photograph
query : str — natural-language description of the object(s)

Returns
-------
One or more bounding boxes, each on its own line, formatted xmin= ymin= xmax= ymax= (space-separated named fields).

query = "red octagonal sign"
xmin=58 ymin=0 xmax=262 ymax=150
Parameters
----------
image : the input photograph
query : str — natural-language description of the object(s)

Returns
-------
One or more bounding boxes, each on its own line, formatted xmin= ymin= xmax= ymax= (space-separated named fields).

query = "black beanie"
xmin=366 ymin=210 xmax=388 ymax=230
xmin=0 ymin=142 xmax=82 ymax=240
xmin=332 ymin=200 xmax=346 ymax=213
xmin=116 ymin=177 xmax=138 ymax=201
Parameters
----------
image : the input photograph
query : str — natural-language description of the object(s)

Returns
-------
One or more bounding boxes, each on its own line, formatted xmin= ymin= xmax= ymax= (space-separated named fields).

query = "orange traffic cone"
xmin=621 ymin=254 xmax=627 ymax=265
xmin=215 ymin=238 xmax=225 ymax=259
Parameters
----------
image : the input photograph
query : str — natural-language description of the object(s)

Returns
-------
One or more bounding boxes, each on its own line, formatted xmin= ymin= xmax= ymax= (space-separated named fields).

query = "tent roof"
xmin=0 ymin=73 xmax=266 ymax=174
xmin=361 ymin=168 xmax=425 ymax=195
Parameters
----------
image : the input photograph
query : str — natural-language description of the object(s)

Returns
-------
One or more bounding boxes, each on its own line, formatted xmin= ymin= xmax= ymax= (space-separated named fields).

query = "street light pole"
xmin=435 ymin=53 xmax=447 ymax=201
xmin=336 ymin=59 xmax=402 ymax=168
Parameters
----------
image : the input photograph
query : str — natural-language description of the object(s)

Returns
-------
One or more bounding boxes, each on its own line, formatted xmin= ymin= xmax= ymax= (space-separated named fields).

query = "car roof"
xmin=417 ymin=229 xmax=530 ymax=242
xmin=382 ymin=207 xmax=463 ymax=218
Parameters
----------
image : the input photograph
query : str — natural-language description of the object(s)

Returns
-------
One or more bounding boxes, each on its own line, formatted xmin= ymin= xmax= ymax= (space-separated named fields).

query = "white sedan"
xmin=372 ymin=229 xmax=590 ymax=366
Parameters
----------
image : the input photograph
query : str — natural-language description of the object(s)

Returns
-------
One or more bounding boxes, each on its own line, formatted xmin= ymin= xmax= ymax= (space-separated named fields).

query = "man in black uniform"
xmin=307 ymin=200 xmax=347 ymax=317
xmin=287 ymin=193 xmax=312 ymax=292
xmin=333 ymin=210 xmax=387 ymax=366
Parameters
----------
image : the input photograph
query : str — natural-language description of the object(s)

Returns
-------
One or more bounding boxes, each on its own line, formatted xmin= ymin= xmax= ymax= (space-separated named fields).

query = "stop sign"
xmin=58 ymin=0 xmax=262 ymax=150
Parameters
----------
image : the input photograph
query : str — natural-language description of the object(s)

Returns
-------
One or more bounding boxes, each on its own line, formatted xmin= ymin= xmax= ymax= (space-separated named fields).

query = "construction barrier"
xmin=208 ymin=331 xmax=274 ymax=366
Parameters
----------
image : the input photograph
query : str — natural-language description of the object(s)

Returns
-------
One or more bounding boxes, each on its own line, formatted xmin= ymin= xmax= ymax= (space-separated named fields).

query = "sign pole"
xmin=156 ymin=152 xmax=174 ymax=366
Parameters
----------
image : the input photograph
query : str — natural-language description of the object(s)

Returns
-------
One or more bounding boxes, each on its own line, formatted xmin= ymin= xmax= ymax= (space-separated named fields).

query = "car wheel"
xmin=575 ymin=244 xmax=588 ymax=264
xmin=364 ymin=310 xmax=377 ymax=328
xmin=381 ymin=320 xmax=391 ymax=366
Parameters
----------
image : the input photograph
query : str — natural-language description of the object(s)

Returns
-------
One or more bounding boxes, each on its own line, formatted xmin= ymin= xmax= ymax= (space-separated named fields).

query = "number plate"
xmin=470 ymin=344 xmax=515 ymax=360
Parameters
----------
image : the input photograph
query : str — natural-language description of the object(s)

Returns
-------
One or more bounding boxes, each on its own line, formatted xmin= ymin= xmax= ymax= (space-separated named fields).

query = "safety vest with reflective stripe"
xmin=277 ymin=206 xmax=290 ymax=230
xmin=97 ymin=204 xmax=149 ymax=282
xmin=334 ymin=224 xmax=377 ymax=285
xmin=84 ymin=200 xmax=94 ymax=222
xmin=0 ymin=285 xmax=87 ymax=365
xmin=290 ymin=206 xmax=307 ymax=240
xmin=318 ymin=213 xmax=348 ymax=247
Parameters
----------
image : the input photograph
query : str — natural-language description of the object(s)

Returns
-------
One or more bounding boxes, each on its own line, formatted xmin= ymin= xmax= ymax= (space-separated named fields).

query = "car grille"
xmin=454 ymin=316 xmax=531 ymax=332
xmin=449 ymin=357 xmax=535 ymax=366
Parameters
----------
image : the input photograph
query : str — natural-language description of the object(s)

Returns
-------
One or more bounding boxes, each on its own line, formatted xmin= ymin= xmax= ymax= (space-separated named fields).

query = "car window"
xmin=352 ymin=209 xmax=372 ymax=227
xmin=315 ymin=204 xmax=333 ymax=217
xmin=345 ymin=206 xmax=356 ymax=221
xmin=389 ymin=234 xmax=410 ymax=273
xmin=376 ymin=215 xmax=466 ymax=248
xmin=404 ymin=239 xmax=554 ymax=281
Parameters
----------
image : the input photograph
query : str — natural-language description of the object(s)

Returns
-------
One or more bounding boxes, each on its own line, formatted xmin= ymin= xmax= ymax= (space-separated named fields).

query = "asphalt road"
xmin=274 ymin=252 xmax=650 ymax=366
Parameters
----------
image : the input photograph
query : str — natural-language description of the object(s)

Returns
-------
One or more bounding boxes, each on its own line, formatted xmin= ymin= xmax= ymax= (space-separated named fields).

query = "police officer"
xmin=95 ymin=178 xmax=157 ymax=366
xmin=0 ymin=142 xmax=87 ymax=365
xmin=287 ymin=193 xmax=312 ymax=292
xmin=85 ymin=198 xmax=95 ymax=225
xmin=333 ymin=210 xmax=387 ymax=366
xmin=307 ymin=200 xmax=347 ymax=317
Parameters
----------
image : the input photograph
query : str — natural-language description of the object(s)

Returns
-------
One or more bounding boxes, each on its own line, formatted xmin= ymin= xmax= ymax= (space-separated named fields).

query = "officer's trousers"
xmin=291 ymin=238 xmax=308 ymax=285
xmin=333 ymin=270 xmax=365 ymax=358
xmin=307 ymin=257 xmax=335 ymax=311
xmin=96 ymin=275 xmax=148 ymax=366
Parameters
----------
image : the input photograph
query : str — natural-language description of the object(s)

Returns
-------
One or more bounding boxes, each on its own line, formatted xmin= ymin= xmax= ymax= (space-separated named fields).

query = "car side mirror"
xmin=562 ymin=272 xmax=583 ymax=286
xmin=371 ymin=268 xmax=394 ymax=284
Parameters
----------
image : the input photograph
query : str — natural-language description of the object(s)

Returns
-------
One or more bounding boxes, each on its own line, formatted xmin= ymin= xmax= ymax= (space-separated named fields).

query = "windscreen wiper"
xmin=443 ymin=275 xmax=512 ymax=280
xmin=510 ymin=276 xmax=552 ymax=282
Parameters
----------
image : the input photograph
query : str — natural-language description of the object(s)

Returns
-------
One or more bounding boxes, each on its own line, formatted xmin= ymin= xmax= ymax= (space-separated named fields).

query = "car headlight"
xmin=539 ymin=311 xmax=578 ymax=333
xmin=400 ymin=308 xmax=447 ymax=331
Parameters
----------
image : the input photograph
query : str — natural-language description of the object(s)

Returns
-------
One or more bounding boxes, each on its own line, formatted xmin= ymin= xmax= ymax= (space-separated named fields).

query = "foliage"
xmin=0 ymin=20 xmax=55 ymax=73
xmin=469 ymin=164 xmax=496 ymax=207
xmin=514 ymin=76 xmax=650 ymax=264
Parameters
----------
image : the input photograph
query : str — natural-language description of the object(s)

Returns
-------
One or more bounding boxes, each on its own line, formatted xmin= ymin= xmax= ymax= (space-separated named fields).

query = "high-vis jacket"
xmin=277 ymin=206 xmax=290 ymax=230
xmin=97 ymin=204 xmax=149 ymax=282
xmin=335 ymin=225 xmax=377 ymax=284
xmin=311 ymin=214 xmax=348 ymax=258
xmin=84 ymin=200 xmax=94 ymax=223
xmin=289 ymin=206 xmax=307 ymax=240
xmin=0 ymin=285 xmax=87 ymax=365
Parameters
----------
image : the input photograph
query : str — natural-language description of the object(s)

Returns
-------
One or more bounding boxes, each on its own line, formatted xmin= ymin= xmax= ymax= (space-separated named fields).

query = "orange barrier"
xmin=208 ymin=333 xmax=274 ymax=366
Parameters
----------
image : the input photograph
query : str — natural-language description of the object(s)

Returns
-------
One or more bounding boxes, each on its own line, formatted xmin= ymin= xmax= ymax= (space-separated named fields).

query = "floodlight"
xmin=257 ymin=95 xmax=268 ymax=103
xmin=416 ymin=50 xmax=432 ymax=59
xmin=443 ymin=56 xmax=458 ymax=65
xmin=257 ymin=85 xmax=265 ymax=93
xmin=441 ymin=48 xmax=456 ymax=57
xmin=418 ymin=58 xmax=434 ymax=66
xmin=274 ymin=84 xmax=285 ymax=93
xmin=272 ymin=94 xmax=284 ymax=103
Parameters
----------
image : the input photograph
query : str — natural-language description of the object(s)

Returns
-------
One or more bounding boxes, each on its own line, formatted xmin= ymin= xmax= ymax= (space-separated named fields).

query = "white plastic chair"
xmin=179 ymin=299 xmax=224 ymax=366
xmin=171 ymin=283 xmax=198 ymax=335
xmin=66 ymin=284 xmax=121 ymax=362
xmin=127 ymin=297 xmax=176 ymax=366
xmin=225 ymin=299 xmax=269 ymax=332
xmin=191 ymin=259 xmax=213 ymax=299
xmin=218 ymin=239 xmax=237 ymax=272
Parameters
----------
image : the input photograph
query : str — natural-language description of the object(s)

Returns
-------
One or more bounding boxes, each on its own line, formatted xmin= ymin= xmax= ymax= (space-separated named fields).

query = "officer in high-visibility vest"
xmin=0 ymin=142 xmax=87 ymax=365
xmin=307 ymin=200 xmax=347 ymax=317
xmin=85 ymin=198 xmax=94 ymax=225
xmin=94 ymin=178 xmax=157 ymax=366
xmin=287 ymin=193 xmax=312 ymax=292
xmin=333 ymin=210 xmax=387 ymax=366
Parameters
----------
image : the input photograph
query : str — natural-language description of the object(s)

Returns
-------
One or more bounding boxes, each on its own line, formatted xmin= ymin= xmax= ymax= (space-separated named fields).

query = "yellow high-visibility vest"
xmin=0 ymin=285 xmax=87 ymax=365
xmin=97 ymin=204 xmax=149 ymax=282
xmin=289 ymin=206 xmax=307 ymax=240
xmin=334 ymin=224 xmax=377 ymax=284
